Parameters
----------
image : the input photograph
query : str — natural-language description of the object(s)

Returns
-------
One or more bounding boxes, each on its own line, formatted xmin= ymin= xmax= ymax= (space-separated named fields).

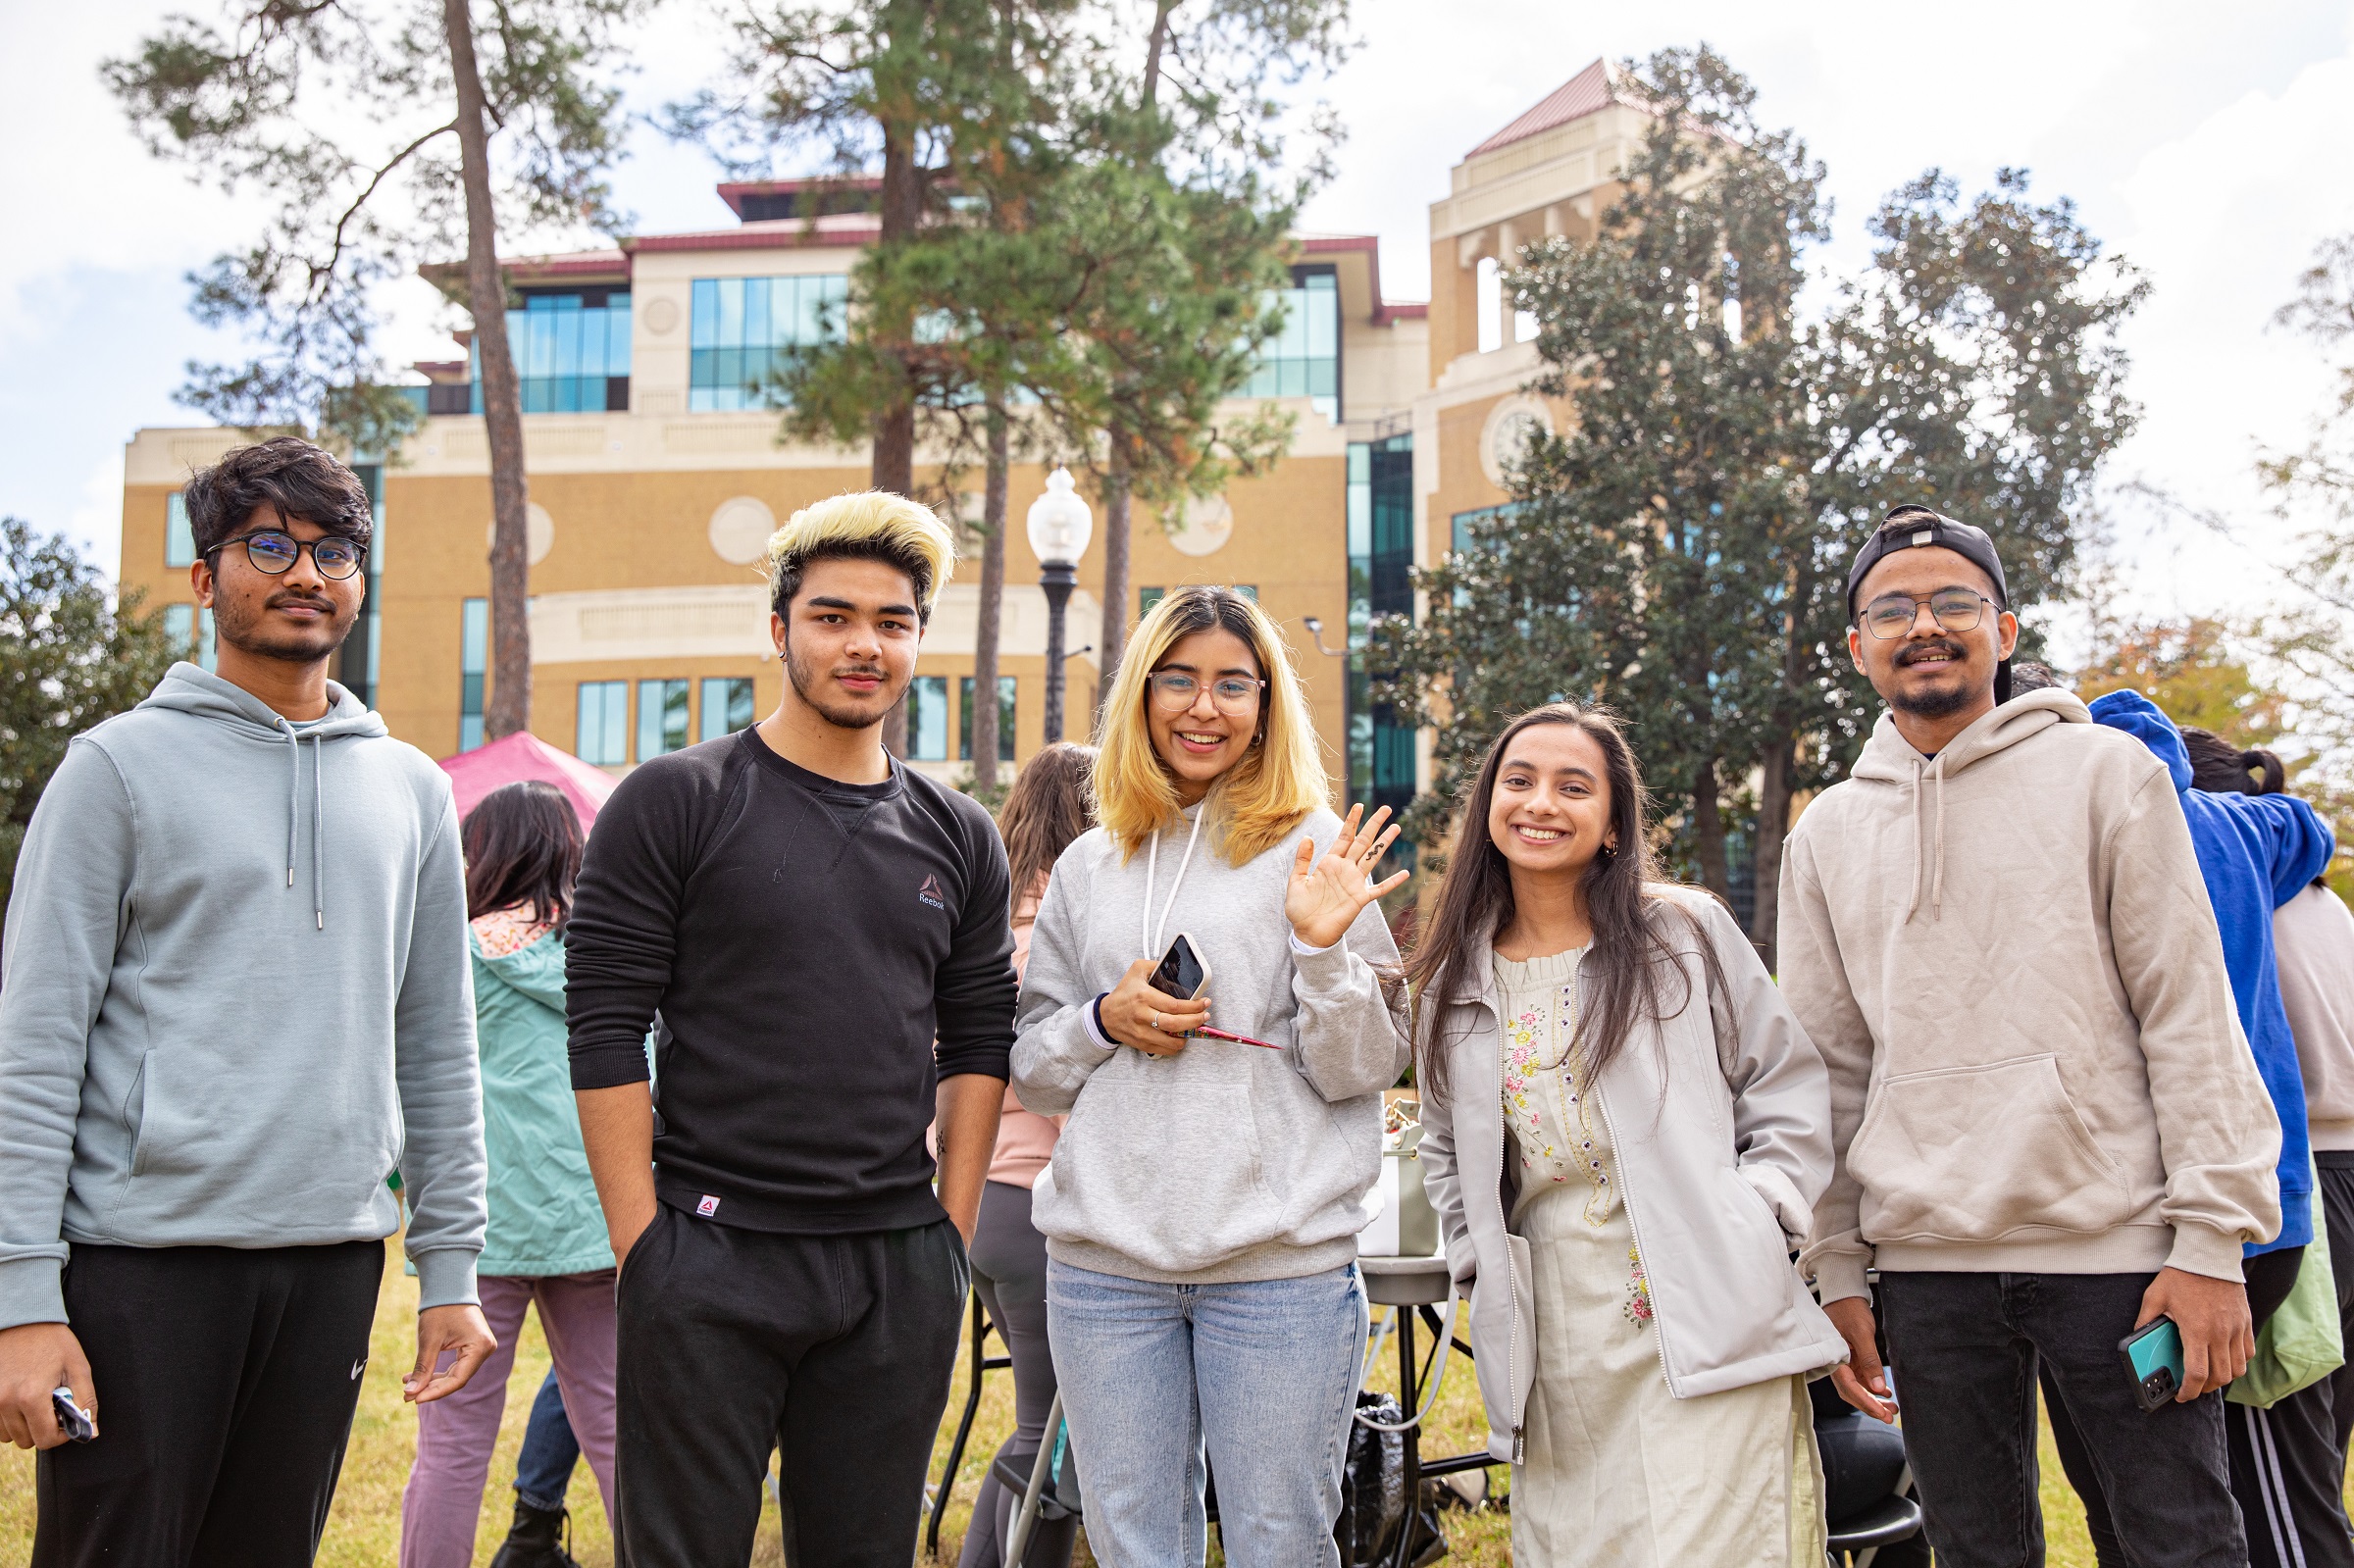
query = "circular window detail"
xmin=1479 ymin=397 xmax=1554 ymax=488
xmin=641 ymin=296 xmax=681 ymax=335
xmin=484 ymin=502 xmax=556 ymax=566
xmin=709 ymin=495 xmax=779 ymax=565
xmin=1166 ymin=492 xmax=1234 ymax=558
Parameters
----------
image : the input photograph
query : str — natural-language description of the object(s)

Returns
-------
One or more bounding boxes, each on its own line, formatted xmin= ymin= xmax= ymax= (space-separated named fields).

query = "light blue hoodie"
xmin=0 ymin=663 xmax=486 ymax=1327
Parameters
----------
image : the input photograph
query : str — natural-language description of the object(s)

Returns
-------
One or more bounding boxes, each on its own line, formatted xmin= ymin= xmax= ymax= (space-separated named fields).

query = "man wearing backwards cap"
xmin=1776 ymin=504 xmax=2283 ymax=1566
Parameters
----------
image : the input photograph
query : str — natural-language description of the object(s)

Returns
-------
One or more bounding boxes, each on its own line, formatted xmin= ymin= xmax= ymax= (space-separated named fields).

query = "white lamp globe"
xmin=1025 ymin=466 xmax=1095 ymax=568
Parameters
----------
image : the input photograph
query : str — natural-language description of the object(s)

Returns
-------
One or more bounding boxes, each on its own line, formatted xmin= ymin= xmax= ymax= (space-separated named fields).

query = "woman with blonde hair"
xmin=1012 ymin=585 xmax=1409 ymax=1568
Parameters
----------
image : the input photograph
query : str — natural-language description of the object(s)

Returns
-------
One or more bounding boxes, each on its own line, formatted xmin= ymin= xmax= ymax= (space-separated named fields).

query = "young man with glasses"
xmin=1778 ymin=505 xmax=2283 ymax=1567
xmin=566 ymin=491 xmax=1015 ymax=1567
xmin=0 ymin=436 xmax=492 ymax=1562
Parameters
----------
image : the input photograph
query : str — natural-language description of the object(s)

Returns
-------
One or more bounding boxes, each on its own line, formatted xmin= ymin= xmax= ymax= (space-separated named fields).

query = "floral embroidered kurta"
xmin=1493 ymin=946 xmax=1817 ymax=1567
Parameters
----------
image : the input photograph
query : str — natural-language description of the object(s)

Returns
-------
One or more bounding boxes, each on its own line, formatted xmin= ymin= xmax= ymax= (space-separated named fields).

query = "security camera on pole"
xmin=1027 ymin=467 xmax=1094 ymax=743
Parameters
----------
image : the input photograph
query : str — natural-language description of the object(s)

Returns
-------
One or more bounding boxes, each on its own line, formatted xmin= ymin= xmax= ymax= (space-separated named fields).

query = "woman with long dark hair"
xmin=959 ymin=741 xmax=1096 ymax=1568
xmin=1412 ymin=703 xmax=1843 ymax=1567
xmin=401 ymin=781 xmax=618 ymax=1568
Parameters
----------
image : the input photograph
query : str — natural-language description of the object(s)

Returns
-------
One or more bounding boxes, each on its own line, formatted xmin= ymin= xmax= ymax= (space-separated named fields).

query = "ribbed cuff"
xmin=1084 ymin=994 xmax=1118 ymax=1052
xmin=412 ymin=1248 xmax=481 ymax=1310
xmin=0 ymin=1256 xmax=68 ymax=1332
xmin=1290 ymin=936 xmax=1358 ymax=993
xmin=1806 ymin=1247 xmax=1872 ymax=1306
xmin=2165 ymin=1223 xmax=2249 ymax=1285
xmin=1290 ymin=932 xmax=1338 ymax=955
xmin=569 ymin=1039 xmax=655 ymax=1091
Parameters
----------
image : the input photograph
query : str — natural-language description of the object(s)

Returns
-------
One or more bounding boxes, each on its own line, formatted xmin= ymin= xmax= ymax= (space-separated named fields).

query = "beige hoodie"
xmin=1779 ymin=689 xmax=2281 ymax=1302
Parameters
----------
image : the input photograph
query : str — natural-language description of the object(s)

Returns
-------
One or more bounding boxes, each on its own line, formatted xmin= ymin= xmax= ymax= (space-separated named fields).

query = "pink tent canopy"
xmin=438 ymin=731 xmax=618 ymax=833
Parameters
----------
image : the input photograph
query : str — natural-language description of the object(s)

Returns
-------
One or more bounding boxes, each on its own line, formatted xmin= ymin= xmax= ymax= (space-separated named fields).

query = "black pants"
xmin=612 ymin=1202 xmax=968 ymax=1568
xmin=958 ymin=1181 xmax=1078 ymax=1568
xmin=2042 ymin=1246 xmax=2354 ymax=1568
xmin=32 ymin=1239 xmax=384 ymax=1568
xmin=1880 ymin=1270 xmax=2245 ymax=1568
xmin=2320 ymin=1155 xmax=2354 ymax=1465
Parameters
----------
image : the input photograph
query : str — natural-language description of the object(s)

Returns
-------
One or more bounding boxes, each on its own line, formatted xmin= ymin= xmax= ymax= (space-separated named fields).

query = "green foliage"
xmin=104 ymin=0 xmax=651 ymax=451
xmin=1375 ymin=46 xmax=2143 ymax=945
xmin=0 ymin=521 xmax=179 ymax=911
xmin=2072 ymin=615 xmax=2289 ymax=748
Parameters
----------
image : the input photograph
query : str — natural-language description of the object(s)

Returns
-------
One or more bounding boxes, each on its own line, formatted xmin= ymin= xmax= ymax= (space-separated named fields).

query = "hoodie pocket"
xmin=127 ymin=1050 xmax=204 ymax=1179
xmin=1048 ymin=1078 xmax=1279 ymax=1274
xmin=1850 ymin=1053 xmax=2132 ymax=1244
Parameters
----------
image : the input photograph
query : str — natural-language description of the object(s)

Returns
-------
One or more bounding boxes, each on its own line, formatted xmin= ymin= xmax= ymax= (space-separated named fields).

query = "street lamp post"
xmin=1027 ymin=467 xmax=1095 ymax=744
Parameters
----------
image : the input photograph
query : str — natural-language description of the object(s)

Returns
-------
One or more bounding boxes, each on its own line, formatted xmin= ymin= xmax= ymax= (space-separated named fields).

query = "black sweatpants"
xmin=32 ymin=1239 xmax=384 ymax=1568
xmin=612 ymin=1201 xmax=968 ymax=1568
xmin=1881 ymin=1270 xmax=2246 ymax=1568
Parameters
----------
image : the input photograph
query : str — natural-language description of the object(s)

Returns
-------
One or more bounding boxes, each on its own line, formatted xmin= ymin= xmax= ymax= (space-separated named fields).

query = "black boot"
xmin=486 ymin=1496 xmax=581 ymax=1568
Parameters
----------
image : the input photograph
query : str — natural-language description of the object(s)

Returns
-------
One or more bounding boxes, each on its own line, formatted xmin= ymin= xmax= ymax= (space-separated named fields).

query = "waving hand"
xmin=1285 ymin=804 xmax=1410 ymax=950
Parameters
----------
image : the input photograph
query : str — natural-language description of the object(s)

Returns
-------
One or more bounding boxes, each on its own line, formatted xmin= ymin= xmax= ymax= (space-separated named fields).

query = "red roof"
xmin=1297 ymin=233 xmax=1427 ymax=325
xmin=624 ymin=215 xmax=881 ymax=254
xmin=1466 ymin=59 xmax=1634 ymax=158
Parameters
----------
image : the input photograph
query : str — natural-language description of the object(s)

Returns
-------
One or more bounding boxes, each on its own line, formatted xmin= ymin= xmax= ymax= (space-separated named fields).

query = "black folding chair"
xmin=926 ymin=1292 xmax=1015 ymax=1557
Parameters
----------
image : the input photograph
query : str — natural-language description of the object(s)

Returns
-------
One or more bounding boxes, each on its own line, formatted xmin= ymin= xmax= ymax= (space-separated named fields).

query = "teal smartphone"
xmin=2121 ymin=1317 xmax=2184 ymax=1412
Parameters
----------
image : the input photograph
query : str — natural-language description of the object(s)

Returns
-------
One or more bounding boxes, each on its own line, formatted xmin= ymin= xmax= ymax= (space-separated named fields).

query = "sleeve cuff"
xmin=2166 ymin=1223 xmax=2250 ymax=1285
xmin=1290 ymin=936 xmax=1357 ymax=993
xmin=0 ymin=1255 xmax=68 ymax=1332
xmin=1445 ymin=1232 xmax=1478 ymax=1286
xmin=1805 ymin=1247 xmax=1872 ymax=1306
xmin=1084 ymin=994 xmax=1119 ymax=1052
xmin=411 ymin=1248 xmax=481 ymax=1310
xmin=570 ymin=1039 xmax=656 ymax=1091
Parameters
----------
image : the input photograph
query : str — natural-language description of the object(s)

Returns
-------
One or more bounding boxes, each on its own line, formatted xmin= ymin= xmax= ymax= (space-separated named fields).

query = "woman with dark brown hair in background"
xmin=401 ymin=782 xmax=618 ymax=1568
xmin=1411 ymin=703 xmax=1843 ymax=1567
xmin=960 ymin=741 xmax=1096 ymax=1568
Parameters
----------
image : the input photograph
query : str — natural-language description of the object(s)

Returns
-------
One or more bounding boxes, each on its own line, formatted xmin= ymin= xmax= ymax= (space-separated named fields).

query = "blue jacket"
xmin=2090 ymin=690 xmax=2335 ymax=1254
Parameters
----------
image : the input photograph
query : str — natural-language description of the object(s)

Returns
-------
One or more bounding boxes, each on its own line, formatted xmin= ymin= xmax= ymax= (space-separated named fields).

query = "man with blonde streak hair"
xmin=1779 ymin=505 xmax=2283 ymax=1568
xmin=565 ymin=492 xmax=1015 ymax=1566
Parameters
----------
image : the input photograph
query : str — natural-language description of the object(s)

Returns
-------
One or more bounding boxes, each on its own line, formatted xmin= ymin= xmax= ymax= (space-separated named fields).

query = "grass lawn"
xmin=0 ymin=1244 xmax=2126 ymax=1564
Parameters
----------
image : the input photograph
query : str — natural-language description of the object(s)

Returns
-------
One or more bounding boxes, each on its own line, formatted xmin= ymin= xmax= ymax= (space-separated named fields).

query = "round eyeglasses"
xmin=210 ymin=531 xmax=368 ymax=581
xmin=1148 ymin=671 xmax=1266 ymax=714
xmin=1860 ymin=587 xmax=1993 ymax=640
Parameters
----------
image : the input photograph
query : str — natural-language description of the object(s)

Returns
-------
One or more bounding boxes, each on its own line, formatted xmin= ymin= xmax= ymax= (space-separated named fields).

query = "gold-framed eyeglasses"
xmin=1148 ymin=671 xmax=1265 ymax=714
xmin=1860 ymin=588 xmax=1993 ymax=640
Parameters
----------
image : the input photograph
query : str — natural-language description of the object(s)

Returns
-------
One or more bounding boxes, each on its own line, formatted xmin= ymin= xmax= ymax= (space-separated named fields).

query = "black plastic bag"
xmin=1336 ymin=1392 xmax=1407 ymax=1564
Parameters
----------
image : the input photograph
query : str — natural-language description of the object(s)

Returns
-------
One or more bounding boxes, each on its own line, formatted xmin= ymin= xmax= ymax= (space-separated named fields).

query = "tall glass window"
xmin=690 ymin=275 xmax=850 ymax=412
xmin=1347 ymin=435 xmax=1415 ymax=835
xmin=458 ymin=598 xmax=487 ymax=752
xmin=959 ymin=676 xmax=1016 ymax=763
xmin=1238 ymin=267 xmax=1340 ymax=422
xmin=907 ymin=676 xmax=949 ymax=761
xmin=638 ymin=680 xmax=690 ymax=760
xmin=699 ymin=678 xmax=754 ymax=741
xmin=577 ymin=682 xmax=629 ymax=766
xmin=470 ymin=290 xmax=632 ymax=414
xmin=166 ymin=492 xmax=195 ymax=568
xmin=163 ymin=604 xmax=217 ymax=671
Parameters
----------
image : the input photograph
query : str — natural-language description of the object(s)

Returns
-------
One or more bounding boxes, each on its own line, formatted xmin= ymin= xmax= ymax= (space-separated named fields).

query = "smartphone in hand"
xmin=1149 ymin=934 xmax=1210 ymax=1001
xmin=51 ymin=1388 xmax=95 ymax=1443
xmin=2121 ymin=1317 xmax=2185 ymax=1412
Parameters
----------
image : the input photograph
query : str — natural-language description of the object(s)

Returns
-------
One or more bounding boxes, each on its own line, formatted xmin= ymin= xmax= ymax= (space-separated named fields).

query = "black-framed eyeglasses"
xmin=208 ymin=531 xmax=368 ymax=581
xmin=1148 ymin=671 xmax=1266 ymax=714
xmin=1860 ymin=587 xmax=1994 ymax=640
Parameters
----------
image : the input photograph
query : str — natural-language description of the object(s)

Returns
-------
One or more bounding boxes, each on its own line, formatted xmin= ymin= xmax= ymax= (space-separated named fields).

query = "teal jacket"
xmin=472 ymin=928 xmax=614 ymax=1278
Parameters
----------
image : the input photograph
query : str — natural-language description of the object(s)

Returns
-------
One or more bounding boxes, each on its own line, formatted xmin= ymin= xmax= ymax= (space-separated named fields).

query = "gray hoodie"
xmin=0 ymin=663 xmax=486 ymax=1328
xmin=1012 ymin=804 xmax=1407 ymax=1285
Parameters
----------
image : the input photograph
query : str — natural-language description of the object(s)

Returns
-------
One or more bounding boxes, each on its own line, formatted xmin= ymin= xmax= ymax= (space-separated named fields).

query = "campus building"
xmin=117 ymin=62 xmax=1648 ymax=813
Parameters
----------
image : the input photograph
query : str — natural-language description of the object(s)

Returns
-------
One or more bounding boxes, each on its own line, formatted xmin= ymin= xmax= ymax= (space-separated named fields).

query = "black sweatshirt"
xmin=566 ymin=728 xmax=1016 ymax=1234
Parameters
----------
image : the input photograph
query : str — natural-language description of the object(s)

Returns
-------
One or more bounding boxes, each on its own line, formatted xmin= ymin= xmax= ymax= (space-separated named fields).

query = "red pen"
xmin=1190 ymin=1025 xmax=1283 ymax=1050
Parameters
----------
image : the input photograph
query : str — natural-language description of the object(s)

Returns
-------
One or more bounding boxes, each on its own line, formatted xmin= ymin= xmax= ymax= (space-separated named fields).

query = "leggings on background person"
xmin=516 ymin=1368 xmax=583 ymax=1513
xmin=957 ymin=1181 xmax=1079 ymax=1568
xmin=399 ymin=1271 xmax=620 ymax=1568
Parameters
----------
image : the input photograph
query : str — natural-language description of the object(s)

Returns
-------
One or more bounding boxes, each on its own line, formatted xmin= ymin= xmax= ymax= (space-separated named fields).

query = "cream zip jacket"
xmin=1417 ymin=889 xmax=1847 ymax=1461
xmin=1780 ymin=690 xmax=2281 ymax=1303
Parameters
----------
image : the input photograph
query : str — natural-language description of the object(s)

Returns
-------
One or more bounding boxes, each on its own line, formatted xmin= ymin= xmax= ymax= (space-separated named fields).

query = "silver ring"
xmin=1150 ymin=1010 xmax=1160 ymax=1033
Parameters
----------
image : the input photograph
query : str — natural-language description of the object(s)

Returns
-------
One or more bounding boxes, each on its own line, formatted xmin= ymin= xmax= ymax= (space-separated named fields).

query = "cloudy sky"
xmin=5 ymin=0 xmax=2351 ymax=650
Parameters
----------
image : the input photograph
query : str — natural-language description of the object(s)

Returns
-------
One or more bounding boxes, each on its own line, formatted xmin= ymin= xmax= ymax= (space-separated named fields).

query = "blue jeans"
xmin=513 ymin=1369 xmax=579 ymax=1513
xmin=1046 ymin=1258 xmax=1366 ymax=1568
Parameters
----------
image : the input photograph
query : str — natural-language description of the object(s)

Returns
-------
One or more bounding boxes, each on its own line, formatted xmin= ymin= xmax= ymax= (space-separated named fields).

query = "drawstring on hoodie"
xmin=1902 ymin=754 xmax=1950 ymax=926
xmin=281 ymin=721 xmax=328 ymax=930
xmin=1142 ymin=807 xmax=1206 ymax=959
